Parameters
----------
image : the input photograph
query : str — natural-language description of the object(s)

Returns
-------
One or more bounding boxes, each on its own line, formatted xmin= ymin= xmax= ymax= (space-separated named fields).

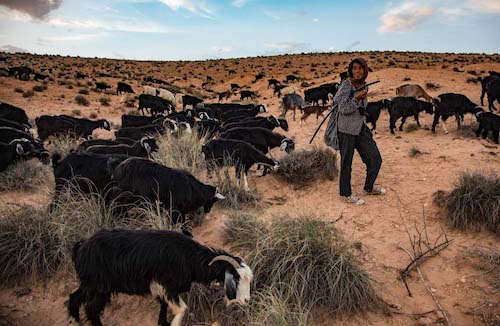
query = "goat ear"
xmin=224 ymin=271 xmax=237 ymax=301
xmin=143 ymin=142 xmax=151 ymax=154
xmin=16 ymin=144 xmax=24 ymax=155
xmin=280 ymin=142 xmax=287 ymax=151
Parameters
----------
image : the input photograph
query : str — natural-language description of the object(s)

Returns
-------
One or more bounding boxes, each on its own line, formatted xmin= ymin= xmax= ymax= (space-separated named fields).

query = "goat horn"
xmin=209 ymin=255 xmax=241 ymax=270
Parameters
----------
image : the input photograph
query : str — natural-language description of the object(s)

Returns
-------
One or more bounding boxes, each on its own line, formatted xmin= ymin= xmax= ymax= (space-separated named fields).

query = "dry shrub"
xmin=408 ymin=146 xmax=423 ymax=158
xmin=0 ymin=206 xmax=62 ymax=285
xmin=221 ymin=211 xmax=384 ymax=322
xmin=75 ymin=95 xmax=89 ymax=106
xmin=434 ymin=171 xmax=500 ymax=234
xmin=405 ymin=122 xmax=420 ymax=133
xmin=99 ymin=97 xmax=111 ymax=106
xmin=153 ymin=131 xmax=206 ymax=176
xmin=211 ymin=168 xmax=261 ymax=210
xmin=23 ymin=90 xmax=34 ymax=98
xmin=278 ymin=147 xmax=338 ymax=185
xmin=14 ymin=87 xmax=24 ymax=93
xmin=46 ymin=133 xmax=81 ymax=156
xmin=456 ymin=121 xmax=479 ymax=138
xmin=0 ymin=159 xmax=53 ymax=192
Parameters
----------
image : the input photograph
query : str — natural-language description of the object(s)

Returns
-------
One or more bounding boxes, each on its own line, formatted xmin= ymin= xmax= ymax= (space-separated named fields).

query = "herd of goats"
xmin=0 ymin=63 xmax=500 ymax=326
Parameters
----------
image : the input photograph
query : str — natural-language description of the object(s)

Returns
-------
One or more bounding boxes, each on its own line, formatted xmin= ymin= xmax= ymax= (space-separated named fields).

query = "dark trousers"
xmin=338 ymin=125 xmax=382 ymax=197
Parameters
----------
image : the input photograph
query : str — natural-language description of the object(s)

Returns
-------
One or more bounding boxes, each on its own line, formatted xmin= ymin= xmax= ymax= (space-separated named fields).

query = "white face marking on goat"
xmin=150 ymin=280 xmax=167 ymax=301
xmin=235 ymin=263 xmax=253 ymax=305
xmin=280 ymin=141 xmax=287 ymax=151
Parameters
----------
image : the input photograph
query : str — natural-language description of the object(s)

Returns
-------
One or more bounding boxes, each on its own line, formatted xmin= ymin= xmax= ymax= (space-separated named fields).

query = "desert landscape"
xmin=0 ymin=50 xmax=499 ymax=326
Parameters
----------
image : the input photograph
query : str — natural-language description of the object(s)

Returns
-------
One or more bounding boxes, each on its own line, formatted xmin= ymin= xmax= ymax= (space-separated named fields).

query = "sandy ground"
xmin=0 ymin=52 xmax=499 ymax=326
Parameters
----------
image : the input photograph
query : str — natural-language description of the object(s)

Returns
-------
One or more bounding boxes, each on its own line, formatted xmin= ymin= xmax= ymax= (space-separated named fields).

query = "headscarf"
xmin=347 ymin=57 xmax=369 ymax=84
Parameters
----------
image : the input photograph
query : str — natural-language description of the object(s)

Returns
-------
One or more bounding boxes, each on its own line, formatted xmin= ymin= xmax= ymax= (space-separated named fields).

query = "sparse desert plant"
xmin=71 ymin=108 xmax=82 ymax=116
xmin=32 ymin=85 xmax=47 ymax=92
xmin=75 ymin=95 xmax=89 ymax=106
xmin=403 ymin=77 xmax=411 ymax=81
xmin=23 ymin=90 xmax=34 ymax=98
xmin=425 ymin=82 xmax=440 ymax=90
xmin=223 ymin=211 xmax=384 ymax=317
xmin=153 ymin=131 xmax=206 ymax=175
xmin=405 ymin=122 xmax=420 ymax=133
xmin=99 ymin=97 xmax=110 ymax=106
xmin=78 ymin=88 xmax=89 ymax=95
xmin=89 ymin=112 xmax=98 ymax=119
xmin=408 ymin=146 xmax=423 ymax=157
xmin=212 ymin=168 xmax=261 ymax=210
xmin=46 ymin=133 xmax=81 ymax=155
xmin=387 ymin=59 xmax=396 ymax=67
xmin=0 ymin=159 xmax=53 ymax=192
xmin=434 ymin=171 xmax=500 ymax=234
xmin=277 ymin=147 xmax=338 ymax=185
xmin=14 ymin=87 xmax=24 ymax=93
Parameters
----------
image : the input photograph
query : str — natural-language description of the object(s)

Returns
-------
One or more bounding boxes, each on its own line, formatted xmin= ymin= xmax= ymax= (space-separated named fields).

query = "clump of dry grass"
xmin=222 ymin=210 xmax=384 ymax=320
xmin=46 ymin=133 xmax=81 ymax=155
xmin=75 ymin=95 xmax=89 ymax=106
xmin=434 ymin=171 xmax=500 ymax=234
xmin=277 ymin=147 xmax=338 ymax=185
xmin=0 ymin=206 xmax=62 ymax=285
xmin=408 ymin=146 xmax=423 ymax=158
xmin=0 ymin=159 xmax=53 ymax=192
xmin=153 ymin=131 xmax=206 ymax=175
xmin=212 ymin=168 xmax=261 ymax=210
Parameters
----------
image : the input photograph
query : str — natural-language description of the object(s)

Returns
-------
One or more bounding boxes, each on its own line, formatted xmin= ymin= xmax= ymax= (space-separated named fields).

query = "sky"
xmin=0 ymin=0 xmax=499 ymax=61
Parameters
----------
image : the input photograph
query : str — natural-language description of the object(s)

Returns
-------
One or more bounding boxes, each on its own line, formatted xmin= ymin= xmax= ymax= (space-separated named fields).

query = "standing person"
xmin=324 ymin=57 xmax=384 ymax=205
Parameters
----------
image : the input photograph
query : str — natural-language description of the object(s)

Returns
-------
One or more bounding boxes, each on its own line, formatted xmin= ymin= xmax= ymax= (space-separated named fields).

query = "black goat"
xmin=431 ymin=93 xmax=483 ymax=134
xmin=388 ymin=97 xmax=434 ymax=134
xmin=221 ymin=115 xmax=288 ymax=133
xmin=230 ymin=83 xmax=240 ymax=90
xmin=86 ymin=137 xmax=158 ymax=157
xmin=52 ymin=152 xmax=130 ymax=205
xmin=221 ymin=127 xmax=294 ymax=154
xmin=221 ymin=105 xmax=268 ymax=122
xmin=490 ymin=71 xmax=500 ymax=77
xmin=69 ymin=228 xmax=252 ymax=326
xmin=35 ymin=115 xmax=83 ymax=141
xmin=115 ymin=119 xmax=177 ymax=140
xmin=268 ymin=79 xmax=280 ymax=88
xmin=486 ymin=78 xmax=500 ymax=112
xmin=117 ymin=82 xmax=134 ymax=95
xmin=137 ymin=94 xmax=173 ymax=116
xmin=304 ymin=83 xmax=339 ymax=106
xmin=475 ymin=111 xmax=500 ymax=144
xmin=0 ymin=118 xmax=32 ymax=134
xmin=95 ymin=82 xmax=111 ymax=92
xmin=121 ymin=114 xmax=158 ymax=128
xmin=75 ymin=72 xmax=87 ymax=79
xmin=0 ymin=102 xmax=31 ymax=127
xmin=0 ymin=126 xmax=44 ymax=150
xmin=0 ymin=139 xmax=34 ymax=172
xmin=240 ymin=90 xmax=257 ymax=101
xmin=478 ymin=75 xmax=500 ymax=106
xmin=284 ymin=74 xmax=299 ymax=83
xmin=111 ymin=157 xmax=225 ymax=223
xmin=366 ymin=99 xmax=392 ymax=132
xmin=254 ymin=73 xmax=265 ymax=82
xmin=203 ymin=139 xmax=279 ymax=191
xmin=182 ymin=95 xmax=203 ymax=109
xmin=33 ymin=73 xmax=48 ymax=81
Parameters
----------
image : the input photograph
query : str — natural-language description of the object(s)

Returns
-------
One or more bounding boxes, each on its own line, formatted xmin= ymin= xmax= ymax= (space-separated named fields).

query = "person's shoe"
xmin=345 ymin=194 xmax=365 ymax=205
xmin=363 ymin=187 xmax=386 ymax=195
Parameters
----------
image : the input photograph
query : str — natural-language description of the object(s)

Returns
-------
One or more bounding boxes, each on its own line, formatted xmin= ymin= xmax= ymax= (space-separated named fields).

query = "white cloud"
xmin=232 ymin=0 xmax=248 ymax=8
xmin=211 ymin=45 xmax=234 ymax=53
xmin=263 ymin=10 xmax=280 ymax=20
xmin=312 ymin=18 xmax=319 ymax=22
xmin=0 ymin=44 xmax=28 ymax=53
xmin=157 ymin=0 xmax=214 ymax=18
xmin=378 ymin=2 xmax=435 ymax=33
xmin=39 ymin=33 xmax=106 ymax=42
xmin=47 ymin=17 xmax=172 ymax=33
xmin=264 ymin=42 xmax=310 ymax=54
xmin=378 ymin=0 xmax=500 ymax=33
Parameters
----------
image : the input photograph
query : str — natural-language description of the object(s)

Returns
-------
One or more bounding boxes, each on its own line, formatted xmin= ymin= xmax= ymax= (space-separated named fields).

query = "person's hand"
xmin=355 ymin=90 xmax=367 ymax=101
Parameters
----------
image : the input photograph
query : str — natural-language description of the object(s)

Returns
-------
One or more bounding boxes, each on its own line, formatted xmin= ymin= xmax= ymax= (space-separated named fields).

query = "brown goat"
xmin=300 ymin=106 xmax=330 ymax=126
xmin=396 ymin=84 xmax=432 ymax=102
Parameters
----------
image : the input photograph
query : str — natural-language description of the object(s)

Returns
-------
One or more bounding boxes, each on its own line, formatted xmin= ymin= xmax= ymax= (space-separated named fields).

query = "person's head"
xmin=348 ymin=57 xmax=369 ymax=83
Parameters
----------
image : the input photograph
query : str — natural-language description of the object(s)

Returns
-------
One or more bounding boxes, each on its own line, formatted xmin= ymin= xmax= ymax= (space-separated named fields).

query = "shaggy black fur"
xmin=388 ymin=97 xmax=434 ymax=134
xmin=0 ymin=102 xmax=31 ymax=127
xmin=69 ymin=228 xmax=245 ymax=326
xmin=431 ymin=93 xmax=483 ymax=133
